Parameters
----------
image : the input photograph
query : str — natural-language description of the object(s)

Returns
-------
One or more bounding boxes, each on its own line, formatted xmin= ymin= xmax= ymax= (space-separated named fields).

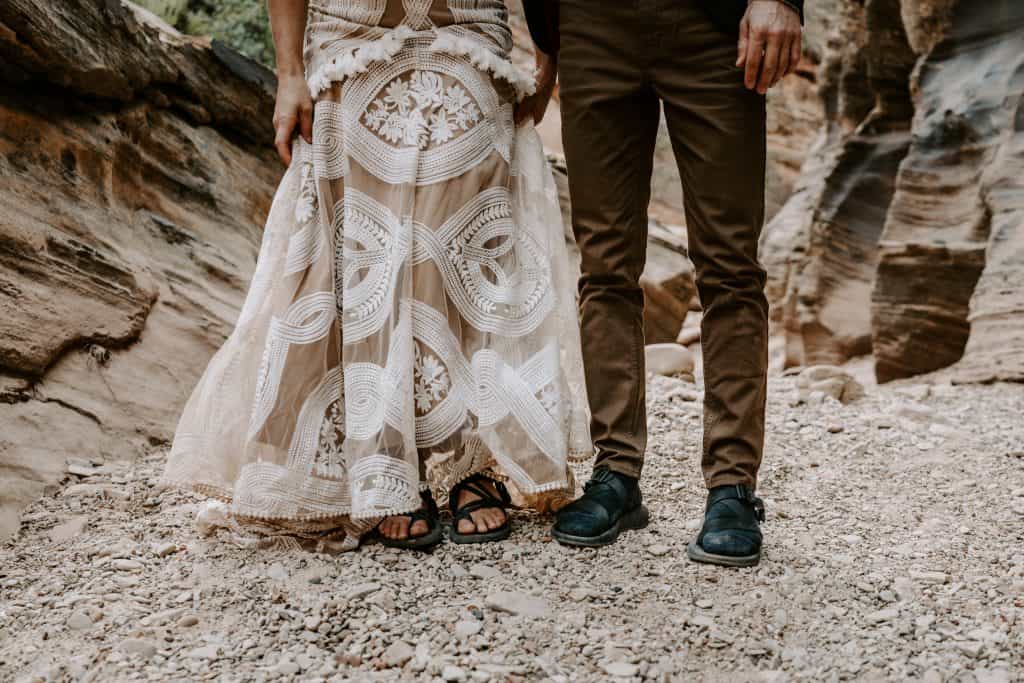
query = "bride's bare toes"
xmin=409 ymin=519 xmax=428 ymax=537
xmin=457 ymin=517 xmax=477 ymax=534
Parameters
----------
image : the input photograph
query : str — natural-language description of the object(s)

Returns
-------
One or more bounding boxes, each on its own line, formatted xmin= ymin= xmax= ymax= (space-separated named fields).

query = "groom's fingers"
xmin=789 ymin=37 xmax=802 ymax=77
xmin=744 ymin=30 xmax=765 ymax=90
xmin=756 ymin=33 xmax=781 ymax=94
xmin=736 ymin=15 xmax=750 ymax=67
xmin=775 ymin=37 xmax=792 ymax=87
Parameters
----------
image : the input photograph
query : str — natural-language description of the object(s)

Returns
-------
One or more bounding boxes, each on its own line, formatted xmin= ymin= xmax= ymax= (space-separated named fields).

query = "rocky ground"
xmin=2 ymin=371 xmax=1023 ymax=683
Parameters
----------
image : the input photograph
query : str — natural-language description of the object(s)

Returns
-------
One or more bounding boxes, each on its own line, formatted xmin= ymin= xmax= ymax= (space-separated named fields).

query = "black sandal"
xmin=374 ymin=490 xmax=444 ymax=550
xmin=448 ymin=474 xmax=512 ymax=544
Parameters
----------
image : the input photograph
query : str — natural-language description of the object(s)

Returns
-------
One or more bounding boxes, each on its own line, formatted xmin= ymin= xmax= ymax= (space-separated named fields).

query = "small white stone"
xmin=469 ymin=563 xmax=499 ymax=579
xmin=645 ymin=343 xmax=695 ymax=377
xmin=485 ymin=591 xmax=551 ymax=618
xmin=454 ymin=620 xmax=482 ymax=640
xmin=346 ymin=582 xmax=381 ymax=599
xmin=111 ymin=559 xmax=144 ymax=572
xmin=49 ymin=516 xmax=89 ymax=543
xmin=185 ymin=645 xmax=220 ymax=660
xmin=908 ymin=570 xmax=948 ymax=584
xmin=67 ymin=463 xmax=102 ymax=477
xmin=866 ymin=608 xmax=899 ymax=624
xmin=67 ymin=610 xmax=94 ymax=630
xmin=442 ymin=664 xmax=467 ymax=681
xmin=176 ymin=614 xmax=199 ymax=628
xmin=153 ymin=542 xmax=178 ymax=557
xmin=119 ymin=638 xmax=158 ymax=658
xmin=602 ymin=661 xmax=639 ymax=678
xmin=647 ymin=544 xmax=671 ymax=557
xmin=382 ymin=640 xmax=414 ymax=668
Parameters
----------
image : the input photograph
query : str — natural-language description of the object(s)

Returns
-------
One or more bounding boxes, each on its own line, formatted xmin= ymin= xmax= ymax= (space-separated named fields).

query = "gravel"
xmin=1 ymin=374 xmax=1022 ymax=682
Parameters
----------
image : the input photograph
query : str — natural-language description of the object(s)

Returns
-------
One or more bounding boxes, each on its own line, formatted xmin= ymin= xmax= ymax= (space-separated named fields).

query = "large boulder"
xmin=0 ymin=0 xmax=278 ymax=538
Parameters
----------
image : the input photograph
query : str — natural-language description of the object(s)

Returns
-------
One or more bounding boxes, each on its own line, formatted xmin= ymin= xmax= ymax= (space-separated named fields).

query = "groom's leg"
xmin=557 ymin=0 xmax=661 ymax=479
xmin=652 ymin=1 xmax=769 ymax=490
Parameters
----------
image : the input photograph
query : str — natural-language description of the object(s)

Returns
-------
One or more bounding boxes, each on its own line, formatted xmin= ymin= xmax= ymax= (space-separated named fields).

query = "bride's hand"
xmin=514 ymin=50 xmax=557 ymax=126
xmin=273 ymin=73 xmax=314 ymax=166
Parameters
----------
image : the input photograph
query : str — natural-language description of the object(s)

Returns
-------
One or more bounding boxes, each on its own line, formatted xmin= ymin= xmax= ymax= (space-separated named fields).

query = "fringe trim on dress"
xmin=306 ymin=26 xmax=536 ymax=102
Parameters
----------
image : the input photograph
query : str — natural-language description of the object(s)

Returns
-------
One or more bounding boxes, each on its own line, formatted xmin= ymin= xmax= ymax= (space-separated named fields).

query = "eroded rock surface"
xmin=0 ymin=0 xmax=279 ymax=538
xmin=763 ymin=0 xmax=1024 ymax=383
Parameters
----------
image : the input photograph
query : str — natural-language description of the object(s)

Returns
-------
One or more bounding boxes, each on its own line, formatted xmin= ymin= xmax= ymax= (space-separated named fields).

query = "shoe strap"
xmin=583 ymin=467 xmax=631 ymax=502
xmin=706 ymin=484 xmax=765 ymax=522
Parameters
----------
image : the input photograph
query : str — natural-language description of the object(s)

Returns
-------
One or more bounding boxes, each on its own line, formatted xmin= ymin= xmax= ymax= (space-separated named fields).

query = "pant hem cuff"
xmin=596 ymin=460 xmax=643 ymax=480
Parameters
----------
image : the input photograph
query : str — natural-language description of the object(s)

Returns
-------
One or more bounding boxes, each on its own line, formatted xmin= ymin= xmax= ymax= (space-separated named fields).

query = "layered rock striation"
xmin=0 ymin=0 xmax=279 ymax=537
xmin=763 ymin=0 xmax=1024 ymax=384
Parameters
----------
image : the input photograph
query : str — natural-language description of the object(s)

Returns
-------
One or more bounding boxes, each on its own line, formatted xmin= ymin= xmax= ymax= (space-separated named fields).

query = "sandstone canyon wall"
xmin=763 ymin=0 xmax=1024 ymax=384
xmin=0 ymin=0 xmax=279 ymax=538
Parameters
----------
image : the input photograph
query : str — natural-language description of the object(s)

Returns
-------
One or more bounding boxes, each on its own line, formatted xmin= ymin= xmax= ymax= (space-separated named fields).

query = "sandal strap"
xmin=450 ymin=473 xmax=510 ymax=523
xmin=379 ymin=489 xmax=439 ymax=527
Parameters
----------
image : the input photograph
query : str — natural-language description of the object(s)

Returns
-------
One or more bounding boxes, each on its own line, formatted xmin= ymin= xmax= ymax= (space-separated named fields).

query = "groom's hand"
xmin=737 ymin=0 xmax=802 ymax=95
xmin=514 ymin=50 xmax=557 ymax=126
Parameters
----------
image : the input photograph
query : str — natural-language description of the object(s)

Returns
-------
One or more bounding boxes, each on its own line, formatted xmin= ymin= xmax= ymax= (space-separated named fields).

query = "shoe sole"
xmin=376 ymin=524 xmax=444 ymax=551
xmin=447 ymin=522 xmax=512 ymax=545
xmin=686 ymin=541 xmax=761 ymax=567
xmin=550 ymin=505 xmax=650 ymax=548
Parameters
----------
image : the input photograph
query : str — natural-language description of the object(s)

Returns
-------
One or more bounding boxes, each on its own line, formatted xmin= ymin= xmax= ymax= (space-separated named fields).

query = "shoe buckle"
xmin=753 ymin=497 xmax=766 ymax=522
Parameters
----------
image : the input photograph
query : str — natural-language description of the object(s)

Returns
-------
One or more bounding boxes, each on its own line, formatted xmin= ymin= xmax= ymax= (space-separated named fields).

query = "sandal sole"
xmin=447 ymin=522 xmax=512 ymax=545
xmin=550 ymin=504 xmax=650 ymax=548
xmin=686 ymin=541 xmax=761 ymax=567
xmin=376 ymin=524 xmax=444 ymax=551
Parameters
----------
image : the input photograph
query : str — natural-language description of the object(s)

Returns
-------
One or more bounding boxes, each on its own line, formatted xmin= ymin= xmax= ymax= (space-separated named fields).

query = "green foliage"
xmin=136 ymin=0 xmax=276 ymax=68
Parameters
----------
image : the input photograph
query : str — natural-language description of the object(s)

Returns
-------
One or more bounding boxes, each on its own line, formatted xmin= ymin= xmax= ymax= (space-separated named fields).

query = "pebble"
xmin=176 ymin=615 xmax=199 ymax=628
xmin=185 ymin=645 xmax=220 ymax=660
xmin=469 ymin=563 xmax=499 ymax=579
xmin=67 ymin=463 xmax=102 ymax=477
xmin=442 ymin=664 xmax=467 ymax=681
xmin=647 ymin=544 xmax=671 ymax=557
xmin=382 ymin=641 xmax=414 ymax=668
xmin=645 ymin=343 xmax=695 ymax=376
xmin=346 ymin=582 xmax=381 ymax=599
xmin=48 ymin=515 xmax=89 ymax=543
xmin=485 ymin=591 xmax=551 ymax=618
xmin=111 ymin=559 xmax=144 ymax=572
xmin=454 ymin=620 xmax=482 ymax=639
xmin=67 ymin=610 xmax=95 ymax=630
xmin=276 ymin=659 xmax=300 ymax=676
xmin=153 ymin=542 xmax=178 ymax=557
xmin=119 ymin=638 xmax=158 ymax=658
xmin=908 ymin=570 xmax=948 ymax=584
xmin=602 ymin=661 xmax=640 ymax=678
xmin=866 ymin=608 xmax=899 ymax=624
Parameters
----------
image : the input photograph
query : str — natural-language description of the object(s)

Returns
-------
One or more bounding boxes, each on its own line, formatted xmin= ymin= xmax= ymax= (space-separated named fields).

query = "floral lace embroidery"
xmin=364 ymin=70 xmax=481 ymax=150
xmin=414 ymin=345 xmax=451 ymax=414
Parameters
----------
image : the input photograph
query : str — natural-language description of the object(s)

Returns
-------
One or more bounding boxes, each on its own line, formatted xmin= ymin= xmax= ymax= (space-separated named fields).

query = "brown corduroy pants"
xmin=558 ymin=0 xmax=769 ymax=490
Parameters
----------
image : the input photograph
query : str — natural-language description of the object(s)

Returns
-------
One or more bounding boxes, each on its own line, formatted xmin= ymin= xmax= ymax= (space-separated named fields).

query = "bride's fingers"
xmin=274 ymin=112 xmax=296 ymax=165
xmin=299 ymin=102 xmax=314 ymax=144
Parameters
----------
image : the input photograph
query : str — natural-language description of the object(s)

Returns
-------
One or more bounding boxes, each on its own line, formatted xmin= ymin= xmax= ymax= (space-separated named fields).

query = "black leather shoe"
xmin=551 ymin=468 xmax=649 ymax=547
xmin=687 ymin=484 xmax=765 ymax=567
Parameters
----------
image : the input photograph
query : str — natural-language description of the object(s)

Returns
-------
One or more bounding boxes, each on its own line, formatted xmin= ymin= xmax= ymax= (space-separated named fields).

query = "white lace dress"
xmin=162 ymin=0 xmax=590 ymax=550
